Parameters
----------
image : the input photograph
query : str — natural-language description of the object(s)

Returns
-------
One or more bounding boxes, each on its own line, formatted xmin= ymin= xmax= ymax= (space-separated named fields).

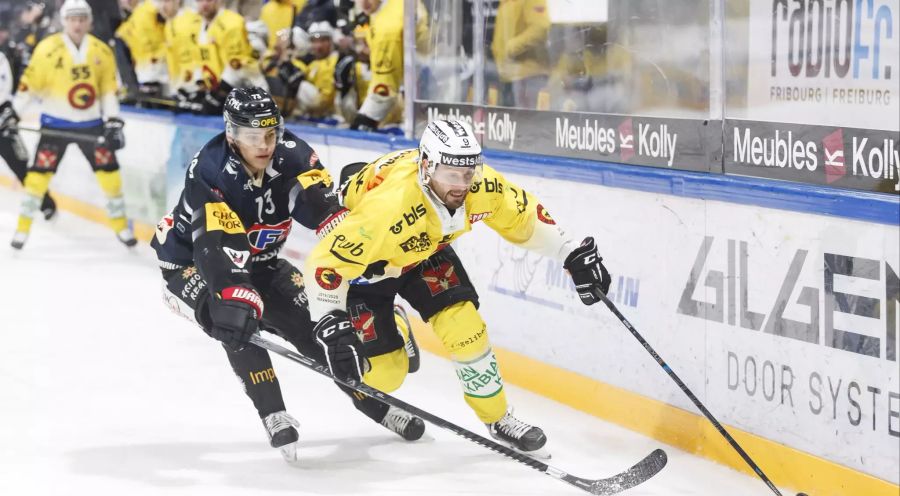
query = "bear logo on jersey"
xmin=536 ymin=204 xmax=555 ymax=225
xmin=68 ymin=83 xmax=96 ymax=110
xmin=315 ymin=267 xmax=343 ymax=290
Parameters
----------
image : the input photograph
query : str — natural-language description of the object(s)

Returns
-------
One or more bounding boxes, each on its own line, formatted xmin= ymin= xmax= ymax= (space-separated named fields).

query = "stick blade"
xmin=589 ymin=449 xmax=668 ymax=495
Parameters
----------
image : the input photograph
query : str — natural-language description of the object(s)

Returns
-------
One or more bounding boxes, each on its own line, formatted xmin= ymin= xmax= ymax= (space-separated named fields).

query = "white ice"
xmin=0 ymin=188 xmax=789 ymax=495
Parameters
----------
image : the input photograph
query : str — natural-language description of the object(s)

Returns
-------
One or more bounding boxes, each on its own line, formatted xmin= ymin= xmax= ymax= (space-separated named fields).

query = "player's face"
xmin=159 ymin=0 xmax=180 ymax=19
xmin=195 ymin=0 xmax=219 ymax=19
xmin=310 ymin=37 xmax=332 ymax=59
xmin=428 ymin=162 xmax=481 ymax=210
xmin=358 ymin=0 xmax=382 ymax=15
xmin=233 ymin=127 xmax=278 ymax=172
xmin=63 ymin=15 xmax=91 ymax=43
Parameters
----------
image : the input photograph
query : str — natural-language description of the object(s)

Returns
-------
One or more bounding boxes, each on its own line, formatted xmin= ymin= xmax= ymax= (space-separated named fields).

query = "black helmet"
xmin=224 ymin=86 xmax=283 ymax=131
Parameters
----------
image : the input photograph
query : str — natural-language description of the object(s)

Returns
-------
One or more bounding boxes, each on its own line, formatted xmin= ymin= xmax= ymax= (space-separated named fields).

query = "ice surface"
xmin=0 ymin=188 xmax=788 ymax=495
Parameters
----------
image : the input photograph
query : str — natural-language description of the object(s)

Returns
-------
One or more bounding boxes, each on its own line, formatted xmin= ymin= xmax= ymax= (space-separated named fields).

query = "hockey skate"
xmin=380 ymin=405 xmax=425 ymax=441
xmin=262 ymin=411 xmax=300 ymax=463
xmin=486 ymin=408 xmax=550 ymax=459
xmin=116 ymin=228 xmax=137 ymax=247
xmin=10 ymin=230 xmax=27 ymax=250
xmin=393 ymin=305 xmax=420 ymax=373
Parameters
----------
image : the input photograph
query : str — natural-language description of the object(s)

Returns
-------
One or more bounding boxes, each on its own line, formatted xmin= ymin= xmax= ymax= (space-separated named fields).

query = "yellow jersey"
xmin=116 ymin=0 xmax=168 ymax=84
xmin=165 ymin=8 xmax=203 ymax=90
xmin=304 ymin=150 xmax=574 ymax=320
xmin=305 ymin=52 xmax=337 ymax=117
xmin=259 ymin=0 xmax=306 ymax=50
xmin=14 ymin=33 xmax=119 ymax=127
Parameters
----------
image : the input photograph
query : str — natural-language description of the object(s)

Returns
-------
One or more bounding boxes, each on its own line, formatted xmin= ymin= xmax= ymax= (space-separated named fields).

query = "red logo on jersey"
xmin=536 ymin=204 xmax=555 ymax=225
xmin=68 ymin=83 xmax=96 ymax=110
xmin=421 ymin=260 xmax=460 ymax=296
xmin=94 ymin=147 xmax=112 ymax=166
xmin=469 ymin=212 xmax=490 ymax=223
xmin=349 ymin=303 xmax=378 ymax=342
xmin=246 ymin=219 xmax=292 ymax=254
xmin=35 ymin=149 xmax=59 ymax=169
xmin=315 ymin=267 xmax=343 ymax=290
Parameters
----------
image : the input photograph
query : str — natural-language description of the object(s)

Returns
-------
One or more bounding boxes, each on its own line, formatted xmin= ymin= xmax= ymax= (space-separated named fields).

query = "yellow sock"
xmin=430 ymin=302 xmax=508 ymax=424
xmin=17 ymin=172 xmax=53 ymax=233
xmin=94 ymin=170 xmax=127 ymax=231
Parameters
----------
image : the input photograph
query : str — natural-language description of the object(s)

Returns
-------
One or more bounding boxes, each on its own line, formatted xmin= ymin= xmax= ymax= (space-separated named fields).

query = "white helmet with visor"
xmin=418 ymin=120 xmax=483 ymax=189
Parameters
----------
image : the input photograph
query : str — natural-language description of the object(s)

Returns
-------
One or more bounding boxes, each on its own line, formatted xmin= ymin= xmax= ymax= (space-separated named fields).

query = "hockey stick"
xmin=595 ymin=290 xmax=805 ymax=496
xmin=12 ymin=125 xmax=106 ymax=144
xmin=250 ymin=333 xmax=667 ymax=495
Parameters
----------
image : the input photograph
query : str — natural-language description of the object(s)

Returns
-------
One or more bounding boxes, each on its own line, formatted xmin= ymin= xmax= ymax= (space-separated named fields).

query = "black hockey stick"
xmin=595 ymin=290 xmax=803 ymax=496
xmin=250 ymin=334 xmax=667 ymax=495
xmin=12 ymin=125 xmax=106 ymax=144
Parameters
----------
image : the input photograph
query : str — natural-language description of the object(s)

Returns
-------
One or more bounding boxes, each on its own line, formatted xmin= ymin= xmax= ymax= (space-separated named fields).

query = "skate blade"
xmin=279 ymin=442 xmax=299 ymax=464
xmin=492 ymin=438 xmax=552 ymax=460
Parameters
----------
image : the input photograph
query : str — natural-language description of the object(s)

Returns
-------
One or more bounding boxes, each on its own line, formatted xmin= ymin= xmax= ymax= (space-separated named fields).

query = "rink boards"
xmin=3 ymin=108 xmax=897 ymax=496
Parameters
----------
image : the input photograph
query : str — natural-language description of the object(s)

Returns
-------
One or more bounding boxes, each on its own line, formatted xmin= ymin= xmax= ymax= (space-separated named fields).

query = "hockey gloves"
xmin=564 ymin=237 xmax=611 ymax=306
xmin=278 ymin=61 xmax=306 ymax=97
xmin=314 ymin=310 xmax=368 ymax=382
xmin=209 ymin=286 xmax=264 ymax=351
xmin=103 ymin=117 xmax=126 ymax=151
xmin=334 ymin=55 xmax=356 ymax=98
xmin=0 ymin=101 xmax=19 ymax=137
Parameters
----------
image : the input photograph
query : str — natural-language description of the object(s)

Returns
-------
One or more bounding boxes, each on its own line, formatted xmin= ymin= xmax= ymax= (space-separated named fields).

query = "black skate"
xmin=380 ymin=406 xmax=425 ymax=441
xmin=393 ymin=305 xmax=420 ymax=373
xmin=10 ymin=231 xmax=27 ymax=250
xmin=487 ymin=408 xmax=549 ymax=458
xmin=41 ymin=196 xmax=57 ymax=221
xmin=116 ymin=228 xmax=137 ymax=247
xmin=263 ymin=411 xmax=300 ymax=463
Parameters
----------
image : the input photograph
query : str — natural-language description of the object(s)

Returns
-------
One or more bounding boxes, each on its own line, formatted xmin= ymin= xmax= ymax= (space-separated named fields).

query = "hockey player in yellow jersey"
xmin=177 ymin=0 xmax=267 ymax=113
xmin=350 ymin=0 xmax=429 ymax=130
xmin=9 ymin=0 xmax=135 ymax=250
xmin=259 ymin=0 xmax=306 ymax=50
xmin=115 ymin=0 xmax=168 ymax=93
xmin=304 ymin=120 xmax=612 ymax=454
xmin=278 ymin=22 xmax=337 ymax=119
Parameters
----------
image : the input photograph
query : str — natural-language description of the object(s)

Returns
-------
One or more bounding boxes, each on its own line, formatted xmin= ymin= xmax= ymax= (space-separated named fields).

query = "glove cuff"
xmin=316 ymin=208 xmax=349 ymax=239
xmin=221 ymin=286 xmax=264 ymax=319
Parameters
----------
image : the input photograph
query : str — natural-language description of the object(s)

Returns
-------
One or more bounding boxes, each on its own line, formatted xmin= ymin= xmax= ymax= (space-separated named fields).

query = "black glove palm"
xmin=0 ymin=102 xmax=20 ymax=137
xmin=103 ymin=117 xmax=126 ymax=150
xmin=563 ymin=237 xmax=611 ymax=306
xmin=314 ymin=310 xmax=367 ymax=381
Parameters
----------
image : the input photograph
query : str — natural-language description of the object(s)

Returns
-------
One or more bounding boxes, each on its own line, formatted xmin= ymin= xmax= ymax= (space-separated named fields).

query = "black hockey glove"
xmin=349 ymin=113 xmax=378 ymax=131
xmin=563 ymin=237 xmax=611 ymax=306
xmin=103 ymin=117 xmax=126 ymax=150
xmin=209 ymin=286 xmax=264 ymax=351
xmin=0 ymin=101 xmax=20 ymax=137
xmin=314 ymin=310 xmax=367 ymax=381
xmin=334 ymin=54 xmax=356 ymax=98
xmin=174 ymin=89 xmax=204 ymax=113
xmin=278 ymin=61 xmax=306 ymax=96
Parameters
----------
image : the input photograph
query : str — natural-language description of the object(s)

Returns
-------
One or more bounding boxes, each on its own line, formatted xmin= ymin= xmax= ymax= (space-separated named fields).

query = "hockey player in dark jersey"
xmin=151 ymin=87 xmax=423 ymax=463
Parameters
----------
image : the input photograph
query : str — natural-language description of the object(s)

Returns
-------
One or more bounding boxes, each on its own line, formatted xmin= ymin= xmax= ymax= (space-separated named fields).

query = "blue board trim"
xmin=122 ymin=106 xmax=899 ymax=226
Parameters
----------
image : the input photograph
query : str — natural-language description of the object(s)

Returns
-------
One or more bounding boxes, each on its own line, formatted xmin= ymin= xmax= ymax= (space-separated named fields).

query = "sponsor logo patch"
xmin=315 ymin=267 xmax=343 ymax=290
xmin=469 ymin=212 xmax=490 ymax=224
xmin=223 ymin=246 xmax=250 ymax=268
xmin=205 ymin=202 xmax=244 ymax=234
xmin=400 ymin=233 xmax=431 ymax=253
xmin=246 ymin=219 xmax=292 ymax=254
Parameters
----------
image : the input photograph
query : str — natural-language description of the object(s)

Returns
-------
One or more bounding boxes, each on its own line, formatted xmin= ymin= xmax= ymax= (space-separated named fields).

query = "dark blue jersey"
xmin=151 ymin=129 xmax=340 ymax=295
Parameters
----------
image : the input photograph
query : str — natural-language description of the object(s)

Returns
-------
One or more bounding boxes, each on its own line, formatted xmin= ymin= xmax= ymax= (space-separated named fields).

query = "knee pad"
xmin=23 ymin=171 xmax=52 ymax=198
xmin=94 ymin=169 xmax=123 ymax=197
xmin=362 ymin=347 xmax=408 ymax=393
